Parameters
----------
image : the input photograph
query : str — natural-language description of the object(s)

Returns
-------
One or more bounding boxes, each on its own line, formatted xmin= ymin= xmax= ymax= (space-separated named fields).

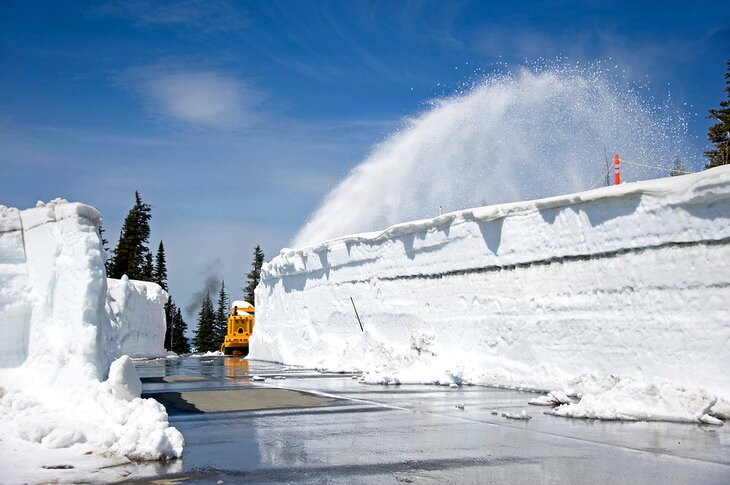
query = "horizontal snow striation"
xmin=268 ymin=237 xmax=730 ymax=286
xmin=265 ymin=165 xmax=730 ymax=280
xmin=250 ymin=166 xmax=730 ymax=422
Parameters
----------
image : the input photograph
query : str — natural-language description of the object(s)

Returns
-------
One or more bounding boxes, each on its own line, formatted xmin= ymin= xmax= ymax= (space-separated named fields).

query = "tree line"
xmin=704 ymin=59 xmax=730 ymax=169
xmin=102 ymin=192 xmax=266 ymax=354
xmin=103 ymin=191 xmax=190 ymax=354
xmin=192 ymin=246 xmax=265 ymax=352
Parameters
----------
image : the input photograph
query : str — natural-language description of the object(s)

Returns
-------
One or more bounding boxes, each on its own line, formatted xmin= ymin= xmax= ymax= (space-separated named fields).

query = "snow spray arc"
xmin=293 ymin=65 xmax=691 ymax=248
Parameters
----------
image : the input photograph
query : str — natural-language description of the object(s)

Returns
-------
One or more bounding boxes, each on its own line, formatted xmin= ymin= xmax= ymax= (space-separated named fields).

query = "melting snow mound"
xmin=251 ymin=166 xmax=730 ymax=424
xmin=0 ymin=199 xmax=182 ymax=483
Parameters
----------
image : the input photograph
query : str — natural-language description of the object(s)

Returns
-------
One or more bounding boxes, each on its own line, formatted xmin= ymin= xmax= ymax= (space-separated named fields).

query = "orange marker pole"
xmin=614 ymin=153 xmax=621 ymax=185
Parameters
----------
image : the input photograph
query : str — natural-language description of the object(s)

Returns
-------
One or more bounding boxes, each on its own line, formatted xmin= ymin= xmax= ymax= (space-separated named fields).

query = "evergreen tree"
xmin=98 ymin=223 xmax=110 ymax=275
xmin=705 ymin=59 xmax=730 ymax=169
xmin=108 ymin=191 xmax=153 ymax=280
xmin=164 ymin=296 xmax=175 ymax=351
xmin=215 ymin=281 xmax=229 ymax=345
xmin=143 ymin=253 xmax=154 ymax=280
xmin=244 ymin=245 xmax=265 ymax=306
xmin=151 ymin=241 xmax=173 ymax=348
xmin=170 ymin=305 xmax=190 ymax=354
xmin=193 ymin=292 xmax=217 ymax=352
xmin=153 ymin=241 xmax=168 ymax=291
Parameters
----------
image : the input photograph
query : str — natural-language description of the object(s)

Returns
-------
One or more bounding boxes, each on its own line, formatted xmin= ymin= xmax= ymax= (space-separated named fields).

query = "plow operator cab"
xmin=221 ymin=300 xmax=255 ymax=356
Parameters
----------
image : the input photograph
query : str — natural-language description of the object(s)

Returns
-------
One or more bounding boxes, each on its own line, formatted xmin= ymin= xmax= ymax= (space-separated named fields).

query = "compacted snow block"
xmin=0 ymin=200 xmax=111 ymax=377
xmin=108 ymin=275 xmax=168 ymax=358
xmin=251 ymin=166 xmax=730 ymax=423
xmin=0 ymin=206 xmax=32 ymax=368
xmin=0 ymin=199 xmax=182 ymax=472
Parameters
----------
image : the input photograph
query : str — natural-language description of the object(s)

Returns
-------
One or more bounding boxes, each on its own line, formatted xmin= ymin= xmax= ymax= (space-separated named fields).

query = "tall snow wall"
xmin=0 ymin=199 xmax=182 ymax=472
xmin=0 ymin=200 xmax=112 ymax=376
xmin=251 ymin=166 xmax=730 ymax=419
xmin=108 ymin=276 xmax=168 ymax=358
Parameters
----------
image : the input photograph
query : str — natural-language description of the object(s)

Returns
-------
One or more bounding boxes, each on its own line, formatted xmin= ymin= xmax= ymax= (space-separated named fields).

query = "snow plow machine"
xmin=221 ymin=300 xmax=255 ymax=356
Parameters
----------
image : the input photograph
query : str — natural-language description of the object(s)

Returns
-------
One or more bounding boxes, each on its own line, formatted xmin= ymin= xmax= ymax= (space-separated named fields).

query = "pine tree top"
xmin=214 ymin=281 xmax=229 ymax=345
xmin=705 ymin=58 xmax=730 ymax=169
xmin=244 ymin=246 xmax=265 ymax=305
xmin=108 ymin=191 xmax=153 ymax=281
xmin=193 ymin=291 xmax=218 ymax=352
xmin=154 ymin=240 xmax=168 ymax=291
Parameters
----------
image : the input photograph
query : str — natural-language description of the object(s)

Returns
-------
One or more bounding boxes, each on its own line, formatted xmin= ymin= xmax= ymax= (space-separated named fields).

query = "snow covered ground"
xmin=0 ymin=199 xmax=182 ymax=483
xmin=250 ymin=166 xmax=730 ymax=425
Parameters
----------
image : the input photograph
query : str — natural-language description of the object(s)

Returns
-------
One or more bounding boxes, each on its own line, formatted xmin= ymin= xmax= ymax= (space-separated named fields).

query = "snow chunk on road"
xmin=105 ymin=355 xmax=142 ymax=401
xmin=710 ymin=399 xmax=730 ymax=420
xmin=529 ymin=390 xmax=572 ymax=406
xmin=191 ymin=351 xmax=224 ymax=357
xmin=700 ymin=414 xmax=723 ymax=426
xmin=548 ymin=376 xmax=719 ymax=423
xmin=503 ymin=410 xmax=531 ymax=420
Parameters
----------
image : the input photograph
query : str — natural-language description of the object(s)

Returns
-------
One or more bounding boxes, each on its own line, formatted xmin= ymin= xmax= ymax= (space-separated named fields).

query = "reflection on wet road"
xmin=123 ymin=357 xmax=730 ymax=484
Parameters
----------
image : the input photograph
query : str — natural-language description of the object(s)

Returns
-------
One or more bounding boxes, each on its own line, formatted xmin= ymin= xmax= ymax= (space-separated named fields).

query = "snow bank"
xmin=0 ymin=200 xmax=111 ymax=377
xmin=108 ymin=276 xmax=168 ymax=358
xmin=545 ymin=375 xmax=719 ymax=423
xmin=0 ymin=199 xmax=182 ymax=481
xmin=251 ymin=166 xmax=730 ymax=423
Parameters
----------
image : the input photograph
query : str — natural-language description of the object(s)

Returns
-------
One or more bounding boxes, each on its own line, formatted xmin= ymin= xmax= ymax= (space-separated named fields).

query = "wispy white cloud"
xmin=89 ymin=0 xmax=247 ymax=32
xmin=119 ymin=65 xmax=262 ymax=129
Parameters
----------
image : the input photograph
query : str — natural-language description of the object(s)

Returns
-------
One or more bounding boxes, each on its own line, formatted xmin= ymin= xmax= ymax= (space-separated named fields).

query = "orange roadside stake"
xmin=614 ymin=153 xmax=621 ymax=185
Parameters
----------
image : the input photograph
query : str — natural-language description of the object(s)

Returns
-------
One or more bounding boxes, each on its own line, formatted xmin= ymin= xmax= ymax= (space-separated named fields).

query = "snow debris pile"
xmin=529 ymin=390 xmax=572 ymax=407
xmin=190 ymin=350 xmax=224 ymax=357
xmin=557 ymin=380 xmax=720 ymax=424
xmin=108 ymin=275 xmax=168 ymax=358
xmin=250 ymin=166 xmax=730 ymax=424
xmin=532 ymin=375 xmax=727 ymax=425
xmin=502 ymin=410 xmax=532 ymax=421
xmin=0 ymin=199 xmax=182 ymax=478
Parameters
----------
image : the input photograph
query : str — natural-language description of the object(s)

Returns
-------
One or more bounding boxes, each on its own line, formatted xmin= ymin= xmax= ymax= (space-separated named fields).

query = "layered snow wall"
xmin=0 ymin=200 xmax=112 ymax=375
xmin=0 ymin=199 xmax=181 ymax=481
xmin=251 ymin=166 xmax=730 ymax=423
xmin=108 ymin=275 xmax=168 ymax=358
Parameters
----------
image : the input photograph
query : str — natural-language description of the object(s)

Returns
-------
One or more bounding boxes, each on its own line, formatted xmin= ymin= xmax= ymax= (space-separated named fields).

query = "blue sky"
xmin=1 ymin=0 xmax=729 ymax=317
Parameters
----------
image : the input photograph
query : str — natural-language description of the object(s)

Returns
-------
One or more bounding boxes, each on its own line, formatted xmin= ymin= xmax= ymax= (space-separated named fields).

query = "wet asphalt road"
xmin=122 ymin=356 xmax=730 ymax=484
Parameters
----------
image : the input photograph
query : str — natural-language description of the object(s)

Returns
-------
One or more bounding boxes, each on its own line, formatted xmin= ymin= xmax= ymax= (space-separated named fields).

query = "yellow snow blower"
xmin=220 ymin=300 xmax=255 ymax=356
